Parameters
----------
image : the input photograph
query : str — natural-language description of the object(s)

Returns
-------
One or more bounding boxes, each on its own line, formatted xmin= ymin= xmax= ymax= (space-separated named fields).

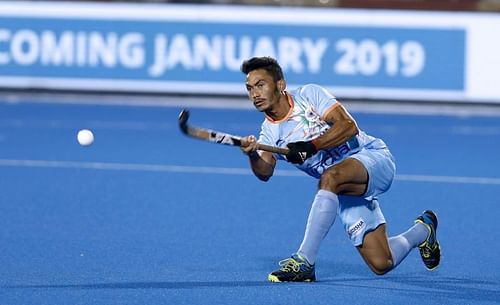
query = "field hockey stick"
xmin=178 ymin=109 xmax=289 ymax=155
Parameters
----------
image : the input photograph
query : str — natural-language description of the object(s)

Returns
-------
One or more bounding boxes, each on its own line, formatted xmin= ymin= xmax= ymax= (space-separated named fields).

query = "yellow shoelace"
xmin=278 ymin=258 xmax=301 ymax=272
xmin=421 ymin=246 xmax=431 ymax=258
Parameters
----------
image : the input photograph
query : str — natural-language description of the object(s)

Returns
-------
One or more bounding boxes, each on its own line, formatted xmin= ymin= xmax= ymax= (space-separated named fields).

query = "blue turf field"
xmin=0 ymin=97 xmax=499 ymax=305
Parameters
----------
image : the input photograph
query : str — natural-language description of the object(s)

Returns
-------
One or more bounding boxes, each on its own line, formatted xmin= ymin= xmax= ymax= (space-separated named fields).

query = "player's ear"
xmin=277 ymin=79 xmax=286 ymax=92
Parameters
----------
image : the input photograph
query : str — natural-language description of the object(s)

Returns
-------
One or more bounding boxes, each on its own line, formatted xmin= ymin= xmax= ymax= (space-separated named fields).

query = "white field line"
xmin=1 ymin=159 xmax=500 ymax=185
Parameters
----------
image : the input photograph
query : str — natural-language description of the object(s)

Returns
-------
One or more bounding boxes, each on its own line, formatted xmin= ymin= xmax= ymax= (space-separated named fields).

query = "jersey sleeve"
xmin=257 ymin=120 xmax=283 ymax=160
xmin=257 ymin=122 xmax=274 ymax=146
xmin=299 ymin=84 xmax=338 ymax=119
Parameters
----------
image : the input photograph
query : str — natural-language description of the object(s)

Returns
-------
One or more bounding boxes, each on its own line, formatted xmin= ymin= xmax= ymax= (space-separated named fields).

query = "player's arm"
xmin=286 ymin=102 xmax=358 ymax=164
xmin=240 ymin=135 xmax=276 ymax=181
xmin=313 ymin=103 xmax=359 ymax=150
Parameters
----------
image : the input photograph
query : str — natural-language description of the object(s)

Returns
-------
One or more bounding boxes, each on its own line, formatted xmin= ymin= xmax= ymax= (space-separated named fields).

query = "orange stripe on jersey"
xmin=265 ymin=92 xmax=295 ymax=124
xmin=322 ymin=102 xmax=341 ymax=121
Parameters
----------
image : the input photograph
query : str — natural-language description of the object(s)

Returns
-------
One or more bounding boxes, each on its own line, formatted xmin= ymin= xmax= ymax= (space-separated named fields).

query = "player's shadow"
xmin=319 ymin=274 xmax=500 ymax=304
xmin=387 ymin=276 xmax=499 ymax=304
xmin=306 ymin=259 xmax=500 ymax=303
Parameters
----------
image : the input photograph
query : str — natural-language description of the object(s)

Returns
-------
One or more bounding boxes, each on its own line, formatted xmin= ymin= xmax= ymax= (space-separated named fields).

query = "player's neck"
xmin=265 ymin=92 xmax=290 ymax=122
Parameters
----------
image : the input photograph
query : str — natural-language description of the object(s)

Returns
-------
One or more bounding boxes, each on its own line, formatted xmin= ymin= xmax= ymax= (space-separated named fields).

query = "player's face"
xmin=245 ymin=69 xmax=281 ymax=112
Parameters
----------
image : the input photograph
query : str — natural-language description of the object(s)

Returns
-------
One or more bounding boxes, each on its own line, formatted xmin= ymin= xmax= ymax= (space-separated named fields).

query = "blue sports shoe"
xmin=268 ymin=253 xmax=316 ymax=282
xmin=415 ymin=210 xmax=441 ymax=270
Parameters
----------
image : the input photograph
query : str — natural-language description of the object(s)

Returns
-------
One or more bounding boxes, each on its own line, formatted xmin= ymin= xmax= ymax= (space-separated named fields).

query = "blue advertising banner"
xmin=0 ymin=16 xmax=465 ymax=91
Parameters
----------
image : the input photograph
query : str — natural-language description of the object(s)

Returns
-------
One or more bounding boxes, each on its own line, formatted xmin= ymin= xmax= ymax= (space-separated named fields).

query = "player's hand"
xmin=286 ymin=141 xmax=318 ymax=164
xmin=240 ymin=135 xmax=259 ymax=156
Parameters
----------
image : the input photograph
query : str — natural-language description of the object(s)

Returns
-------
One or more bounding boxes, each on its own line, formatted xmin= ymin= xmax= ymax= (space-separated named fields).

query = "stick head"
xmin=178 ymin=109 xmax=190 ymax=134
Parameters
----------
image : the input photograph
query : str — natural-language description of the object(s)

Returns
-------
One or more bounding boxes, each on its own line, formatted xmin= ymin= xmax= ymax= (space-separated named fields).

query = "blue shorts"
xmin=338 ymin=147 xmax=396 ymax=246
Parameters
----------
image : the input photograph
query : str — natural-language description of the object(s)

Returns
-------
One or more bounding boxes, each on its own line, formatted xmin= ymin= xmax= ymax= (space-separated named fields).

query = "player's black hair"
xmin=240 ymin=56 xmax=284 ymax=82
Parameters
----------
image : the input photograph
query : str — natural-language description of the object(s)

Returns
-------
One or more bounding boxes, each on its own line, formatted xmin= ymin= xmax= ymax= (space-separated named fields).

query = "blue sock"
xmin=389 ymin=223 xmax=428 ymax=269
xmin=297 ymin=189 xmax=339 ymax=265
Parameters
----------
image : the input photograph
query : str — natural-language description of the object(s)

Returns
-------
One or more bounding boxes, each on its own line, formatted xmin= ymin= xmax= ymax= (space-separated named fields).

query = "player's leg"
xmin=268 ymin=157 xmax=371 ymax=282
xmin=297 ymin=189 xmax=339 ymax=265
xmin=268 ymin=189 xmax=337 ymax=282
xmin=297 ymin=158 xmax=371 ymax=264
xmin=340 ymin=197 xmax=432 ymax=275
xmin=294 ymin=157 xmax=368 ymax=266
xmin=270 ymin=148 xmax=394 ymax=282
xmin=331 ymin=148 xmax=440 ymax=274
xmin=268 ymin=154 xmax=376 ymax=282
xmin=357 ymin=211 xmax=440 ymax=274
xmin=338 ymin=196 xmax=389 ymax=274
xmin=356 ymin=224 xmax=393 ymax=275
xmin=318 ymin=157 xmax=369 ymax=195
xmin=355 ymin=217 xmax=436 ymax=275
xmin=337 ymin=148 xmax=396 ymax=274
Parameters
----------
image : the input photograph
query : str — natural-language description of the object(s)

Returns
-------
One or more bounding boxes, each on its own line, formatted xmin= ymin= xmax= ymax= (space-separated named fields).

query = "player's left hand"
xmin=286 ymin=141 xmax=318 ymax=164
xmin=240 ymin=135 xmax=259 ymax=156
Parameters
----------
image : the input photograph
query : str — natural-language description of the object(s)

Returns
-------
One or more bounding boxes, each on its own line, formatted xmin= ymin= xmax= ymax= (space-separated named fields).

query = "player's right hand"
xmin=240 ymin=135 xmax=259 ymax=156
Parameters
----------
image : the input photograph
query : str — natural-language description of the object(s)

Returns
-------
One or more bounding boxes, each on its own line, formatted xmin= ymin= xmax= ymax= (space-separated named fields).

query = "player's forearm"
xmin=248 ymin=152 xmax=274 ymax=181
xmin=314 ymin=119 xmax=358 ymax=150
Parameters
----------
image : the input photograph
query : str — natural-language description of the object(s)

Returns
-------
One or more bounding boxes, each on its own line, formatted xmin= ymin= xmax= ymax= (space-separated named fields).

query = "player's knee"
xmin=367 ymin=258 xmax=393 ymax=275
xmin=319 ymin=168 xmax=341 ymax=193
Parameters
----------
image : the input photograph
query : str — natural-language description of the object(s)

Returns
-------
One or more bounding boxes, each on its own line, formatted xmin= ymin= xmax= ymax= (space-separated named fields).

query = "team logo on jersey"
xmin=291 ymin=101 xmax=328 ymax=139
xmin=304 ymin=106 xmax=320 ymax=123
